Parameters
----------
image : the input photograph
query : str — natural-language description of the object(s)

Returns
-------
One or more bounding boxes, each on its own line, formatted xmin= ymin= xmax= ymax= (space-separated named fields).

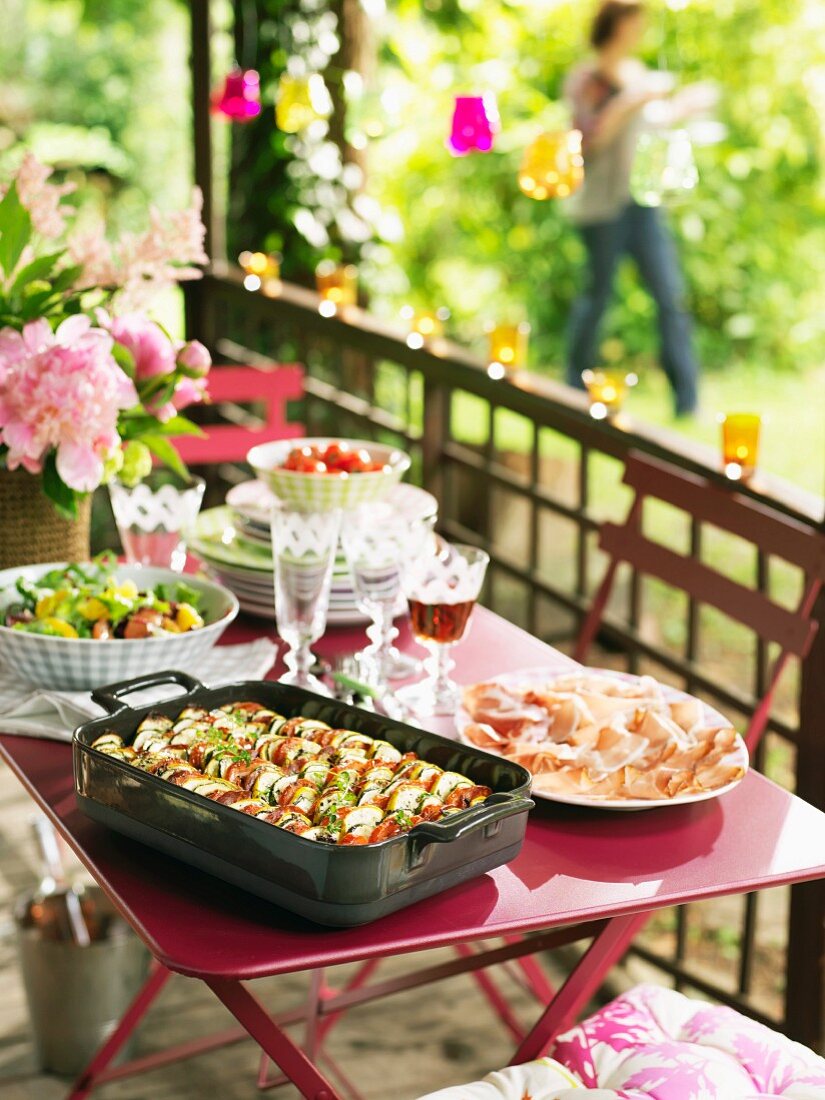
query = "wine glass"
xmin=397 ymin=541 xmax=489 ymax=717
xmin=271 ymin=504 xmax=342 ymax=694
xmin=340 ymin=504 xmax=428 ymax=684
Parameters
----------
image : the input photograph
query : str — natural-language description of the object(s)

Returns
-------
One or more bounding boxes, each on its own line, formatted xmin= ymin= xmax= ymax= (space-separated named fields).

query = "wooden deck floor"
xmin=0 ymin=759 xmax=539 ymax=1100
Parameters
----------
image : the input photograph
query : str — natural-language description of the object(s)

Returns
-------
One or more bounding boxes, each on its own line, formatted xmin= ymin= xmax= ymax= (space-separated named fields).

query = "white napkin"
xmin=0 ymin=639 xmax=278 ymax=741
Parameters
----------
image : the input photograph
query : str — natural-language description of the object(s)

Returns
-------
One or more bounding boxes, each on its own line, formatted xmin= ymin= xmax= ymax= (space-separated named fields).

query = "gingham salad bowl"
xmin=0 ymin=563 xmax=238 ymax=691
xmin=247 ymin=438 xmax=411 ymax=512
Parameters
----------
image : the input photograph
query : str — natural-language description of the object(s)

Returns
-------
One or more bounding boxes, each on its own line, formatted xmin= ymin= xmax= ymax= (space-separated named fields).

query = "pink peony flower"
xmin=152 ymin=375 xmax=209 ymax=423
xmin=176 ymin=339 xmax=211 ymax=377
xmin=0 ymin=316 xmax=137 ymax=492
xmin=173 ymin=375 xmax=209 ymax=411
xmin=106 ymin=313 xmax=176 ymax=381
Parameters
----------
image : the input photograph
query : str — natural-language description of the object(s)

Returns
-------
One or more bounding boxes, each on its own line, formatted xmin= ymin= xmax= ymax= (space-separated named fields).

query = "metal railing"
xmin=184 ymin=264 xmax=825 ymax=1051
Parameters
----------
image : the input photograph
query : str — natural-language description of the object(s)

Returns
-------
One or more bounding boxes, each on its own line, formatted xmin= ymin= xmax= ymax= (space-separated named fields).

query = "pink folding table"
xmin=3 ymin=608 xmax=825 ymax=1100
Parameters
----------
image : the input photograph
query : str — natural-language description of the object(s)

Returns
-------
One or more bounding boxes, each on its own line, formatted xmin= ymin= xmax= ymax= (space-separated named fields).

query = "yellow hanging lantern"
xmin=276 ymin=73 xmax=332 ymax=134
xmin=518 ymin=130 xmax=584 ymax=201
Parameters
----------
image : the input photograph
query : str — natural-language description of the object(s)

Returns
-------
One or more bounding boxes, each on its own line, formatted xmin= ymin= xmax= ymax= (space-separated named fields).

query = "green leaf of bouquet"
xmin=49 ymin=263 xmax=83 ymax=294
xmin=42 ymin=453 xmax=80 ymax=521
xmin=112 ymin=341 xmax=136 ymax=379
xmin=142 ymin=434 xmax=190 ymax=481
xmin=117 ymin=412 xmax=158 ymax=440
xmin=0 ymin=184 xmax=33 ymax=281
xmin=155 ymin=414 xmax=204 ymax=438
xmin=10 ymin=251 xmax=63 ymax=295
xmin=19 ymin=286 xmax=62 ymax=321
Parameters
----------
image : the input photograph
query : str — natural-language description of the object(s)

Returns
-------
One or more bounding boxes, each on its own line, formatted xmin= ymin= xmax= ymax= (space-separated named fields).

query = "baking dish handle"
xmin=91 ymin=670 xmax=205 ymax=715
xmin=408 ymin=793 xmax=534 ymax=857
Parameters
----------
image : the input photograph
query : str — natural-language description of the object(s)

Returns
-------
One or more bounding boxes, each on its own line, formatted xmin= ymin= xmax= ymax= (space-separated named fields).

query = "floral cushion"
xmin=551 ymin=984 xmax=825 ymax=1099
xmin=416 ymin=985 xmax=825 ymax=1100
xmin=416 ymin=1056 xmax=588 ymax=1099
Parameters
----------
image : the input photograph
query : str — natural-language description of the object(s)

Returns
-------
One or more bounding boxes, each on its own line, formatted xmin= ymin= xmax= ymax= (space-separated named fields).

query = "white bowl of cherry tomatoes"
xmin=246 ymin=437 xmax=411 ymax=512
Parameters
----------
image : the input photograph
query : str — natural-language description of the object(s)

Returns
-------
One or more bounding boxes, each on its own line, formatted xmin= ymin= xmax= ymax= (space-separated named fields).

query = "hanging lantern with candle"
xmin=447 ymin=94 xmax=499 ymax=156
xmin=518 ymin=131 xmax=584 ymax=201
xmin=630 ymin=129 xmax=698 ymax=207
xmin=211 ymin=67 xmax=262 ymax=123
xmin=276 ymin=73 xmax=333 ymax=134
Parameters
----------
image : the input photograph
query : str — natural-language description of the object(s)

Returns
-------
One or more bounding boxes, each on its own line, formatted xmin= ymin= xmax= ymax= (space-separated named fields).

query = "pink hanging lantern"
xmin=447 ymin=94 xmax=499 ymax=156
xmin=211 ymin=67 xmax=262 ymax=122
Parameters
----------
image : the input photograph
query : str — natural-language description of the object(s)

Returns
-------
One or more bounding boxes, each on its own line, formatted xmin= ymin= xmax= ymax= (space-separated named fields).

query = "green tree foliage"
xmin=0 ymin=0 xmax=191 ymax=231
xmin=364 ymin=0 xmax=824 ymax=375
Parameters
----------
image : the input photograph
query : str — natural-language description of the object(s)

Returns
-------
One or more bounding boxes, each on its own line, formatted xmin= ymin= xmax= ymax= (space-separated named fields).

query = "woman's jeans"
xmin=566 ymin=203 xmax=699 ymax=415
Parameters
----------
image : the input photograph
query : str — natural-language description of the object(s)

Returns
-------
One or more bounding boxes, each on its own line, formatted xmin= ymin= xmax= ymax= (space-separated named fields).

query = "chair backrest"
xmin=174 ymin=363 xmax=305 ymax=466
xmin=575 ymin=452 xmax=825 ymax=750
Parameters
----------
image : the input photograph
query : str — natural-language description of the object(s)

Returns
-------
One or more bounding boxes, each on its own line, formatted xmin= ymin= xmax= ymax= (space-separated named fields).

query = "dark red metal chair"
xmin=174 ymin=363 xmax=305 ymax=466
xmin=574 ymin=451 xmax=825 ymax=753
xmin=476 ymin=451 xmax=825 ymax=1044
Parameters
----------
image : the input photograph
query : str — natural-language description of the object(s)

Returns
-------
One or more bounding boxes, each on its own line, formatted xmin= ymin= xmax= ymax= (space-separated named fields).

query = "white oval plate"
xmin=227 ymin=479 xmax=437 ymax=528
xmin=454 ymin=666 xmax=749 ymax=811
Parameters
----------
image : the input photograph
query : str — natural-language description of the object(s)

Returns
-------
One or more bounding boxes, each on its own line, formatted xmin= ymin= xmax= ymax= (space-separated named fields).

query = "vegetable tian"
xmin=91 ymin=701 xmax=492 ymax=845
xmin=280 ymin=441 xmax=388 ymax=474
xmin=2 ymin=555 xmax=205 ymax=640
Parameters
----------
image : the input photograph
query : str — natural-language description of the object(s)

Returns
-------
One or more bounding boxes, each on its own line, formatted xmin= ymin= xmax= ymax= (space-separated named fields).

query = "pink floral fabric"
xmin=551 ymin=984 xmax=825 ymax=1099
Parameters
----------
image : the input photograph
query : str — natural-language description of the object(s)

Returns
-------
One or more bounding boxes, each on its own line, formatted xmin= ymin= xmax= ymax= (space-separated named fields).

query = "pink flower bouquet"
xmin=0 ymin=153 xmax=211 ymax=518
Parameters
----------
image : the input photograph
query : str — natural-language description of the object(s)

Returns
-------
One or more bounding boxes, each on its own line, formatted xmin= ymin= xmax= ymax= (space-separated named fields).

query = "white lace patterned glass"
xmin=340 ymin=504 xmax=427 ymax=684
xmin=398 ymin=541 xmax=489 ymax=717
xmin=271 ymin=504 xmax=342 ymax=693
xmin=109 ymin=471 xmax=205 ymax=573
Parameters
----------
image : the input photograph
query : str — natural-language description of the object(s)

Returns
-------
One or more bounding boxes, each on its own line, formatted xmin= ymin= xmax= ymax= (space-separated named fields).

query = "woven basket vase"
xmin=0 ymin=468 xmax=91 ymax=570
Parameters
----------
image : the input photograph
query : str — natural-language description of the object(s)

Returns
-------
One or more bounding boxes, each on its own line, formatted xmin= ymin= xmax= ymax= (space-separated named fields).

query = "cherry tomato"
xmin=280 ymin=442 xmax=379 ymax=474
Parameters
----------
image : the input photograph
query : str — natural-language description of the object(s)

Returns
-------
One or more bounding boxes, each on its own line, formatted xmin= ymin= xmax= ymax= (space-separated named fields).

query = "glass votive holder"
xmin=238 ymin=250 xmax=281 ymax=292
xmin=486 ymin=321 xmax=530 ymax=378
xmin=316 ymin=261 xmax=358 ymax=316
xmin=582 ymin=369 xmax=638 ymax=419
xmin=720 ymin=413 xmax=761 ymax=480
xmin=109 ymin=471 xmax=206 ymax=573
xmin=401 ymin=306 xmax=450 ymax=349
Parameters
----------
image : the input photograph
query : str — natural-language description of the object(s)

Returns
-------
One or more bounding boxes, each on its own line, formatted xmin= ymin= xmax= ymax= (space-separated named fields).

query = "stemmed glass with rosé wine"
xmin=397 ymin=541 xmax=489 ymax=717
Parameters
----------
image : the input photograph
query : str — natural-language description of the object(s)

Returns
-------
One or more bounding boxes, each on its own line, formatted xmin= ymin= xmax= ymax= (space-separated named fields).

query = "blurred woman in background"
xmin=564 ymin=0 xmax=705 ymax=417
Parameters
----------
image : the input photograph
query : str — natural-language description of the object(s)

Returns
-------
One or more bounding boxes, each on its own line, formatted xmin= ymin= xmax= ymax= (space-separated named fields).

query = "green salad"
xmin=3 ymin=554 xmax=205 ymax=640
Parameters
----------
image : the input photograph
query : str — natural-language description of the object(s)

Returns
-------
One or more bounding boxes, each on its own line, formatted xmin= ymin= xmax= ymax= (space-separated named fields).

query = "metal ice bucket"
xmin=15 ymin=885 xmax=150 ymax=1075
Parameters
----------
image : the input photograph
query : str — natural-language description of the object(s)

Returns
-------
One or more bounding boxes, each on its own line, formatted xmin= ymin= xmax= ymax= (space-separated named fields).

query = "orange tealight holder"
xmin=316 ymin=261 xmax=358 ymax=316
xmin=582 ymin=369 xmax=637 ymax=419
xmin=486 ymin=321 xmax=530 ymax=379
xmin=720 ymin=413 xmax=761 ymax=480
xmin=401 ymin=306 xmax=450 ymax=349
xmin=239 ymin=250 xmax=281 ymax=292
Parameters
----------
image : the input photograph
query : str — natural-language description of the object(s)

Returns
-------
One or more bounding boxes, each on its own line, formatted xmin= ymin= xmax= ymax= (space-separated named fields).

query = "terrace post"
xmin=190 ymin=0 xmax=215 ymax=261
xmin=786 ymin=585 xmax=825 ymax=1050
xmin=421 ymin=379 xmax=449 ymax=507
xmin=186 ymin=0 xmax=215 ymax=343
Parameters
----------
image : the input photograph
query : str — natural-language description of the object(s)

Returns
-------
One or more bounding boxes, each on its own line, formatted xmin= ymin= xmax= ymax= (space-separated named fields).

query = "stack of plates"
xmin=190 ymin=481 xmax=437 ymax=625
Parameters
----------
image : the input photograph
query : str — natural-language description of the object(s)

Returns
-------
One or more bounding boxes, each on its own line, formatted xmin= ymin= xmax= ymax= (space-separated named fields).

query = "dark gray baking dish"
xmin=73 ymin=670 xmax=533 ymax=927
